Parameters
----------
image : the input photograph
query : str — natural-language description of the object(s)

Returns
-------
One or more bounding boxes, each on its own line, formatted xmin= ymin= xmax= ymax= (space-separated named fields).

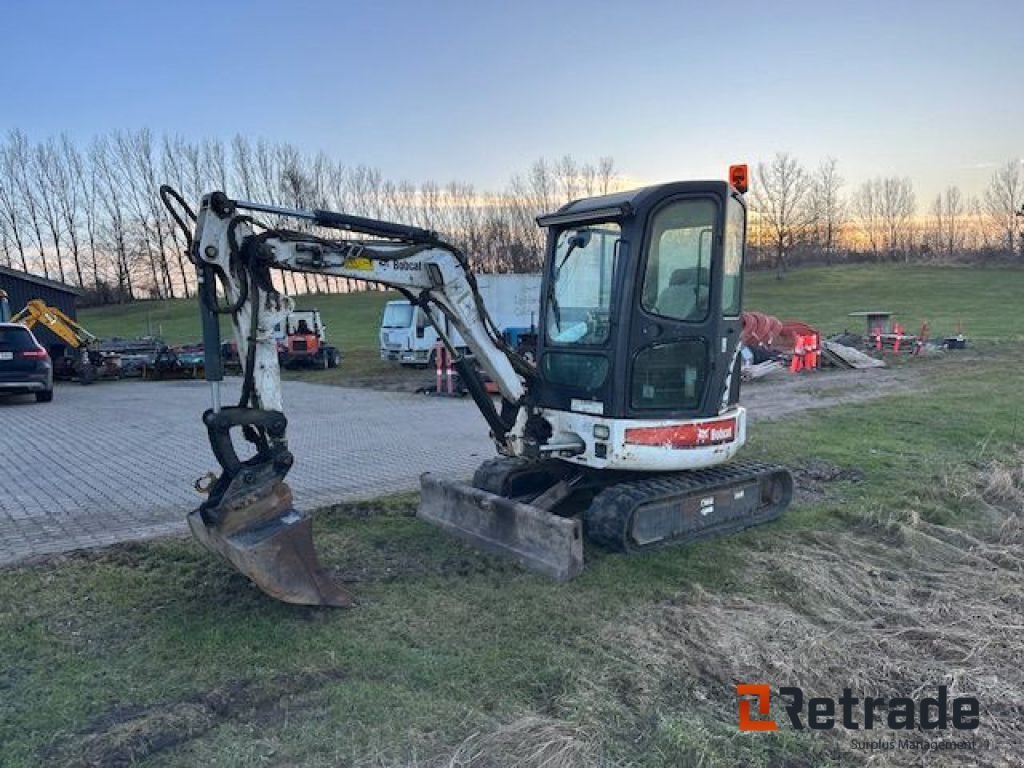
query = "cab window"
xmin=545 ymin=224 xmax=620 ymax=346
xmin=722 ymin=197 xmax=745 ymax=316
xmin=640 ymin=199 xmax=716 ymax=322
xmin=631 ymin=339 xmax=707 ymax=410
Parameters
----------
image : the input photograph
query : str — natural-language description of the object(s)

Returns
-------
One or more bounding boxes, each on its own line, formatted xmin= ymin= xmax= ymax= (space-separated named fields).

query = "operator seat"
xmin=655 ymin=269 xmax=700 ymax=320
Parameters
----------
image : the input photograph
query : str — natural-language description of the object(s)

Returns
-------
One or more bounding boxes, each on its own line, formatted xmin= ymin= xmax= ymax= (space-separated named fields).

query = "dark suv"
xmin=0 ymin=323 xmax=54 ymax=402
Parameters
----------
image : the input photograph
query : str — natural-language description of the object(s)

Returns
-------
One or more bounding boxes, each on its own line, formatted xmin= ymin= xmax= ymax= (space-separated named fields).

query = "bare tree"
xmin=230 ymin=134 xmax=256 ymax=199
xmin=0 ymin=136 xmax=29 ymax=271
xmin=963 ymin=195 xmax=992 ymax=252
xmin=160 ymin=136 xmax=194 ymax=297
xmin=91 ymin=136 xmax=135 ymax=300
xmin=597 ymin=156 xmax=616 ymax=195
xmin=113 ymin=131 xmax=167 ymax=297
xmin=852 ymin=179 xmax=883 ymax=258
xmin=74 ymin=139 xmax=103 ymax=288
xmin=9 ymin=130 xmax=51 ymax=278
xmin=806 ymin=157 xmax=845 ymax=263
xmin=134 ymin=130 xmax=178 ymax=296
xmin=447 ymin=182 xmax=482 ymax=260
xmin=880 ymin=177 xmax=916 ymax=260
xmin=0 ymin=214 xmax=11 ymax=268
xmin=34 ymin=141 xmax=68 ymax=283
xmin=555 ymin=155 xmax=579 ymax=202
xmin=54 ymin=136 xmax=86 ymax=286
xmin=202 ymin=138 xmax=228 ymax=192
xmin=984 ymin=159 xmax=1023 ymax=258
xmin=751 ymin=152 xmax=812 ymax=278
xmin=579 ymin=162 xmax=598 ymax=196
xmin=930 ymin=185 xmax=964 ymax=259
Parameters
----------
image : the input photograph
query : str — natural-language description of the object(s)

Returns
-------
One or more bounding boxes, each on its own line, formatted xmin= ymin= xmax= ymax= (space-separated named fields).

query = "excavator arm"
xmin=170 ymin=189 xmax=539 ymax=606
xmin=11 ymin=299 xmax=97 ymax=349
xmin=193 ymin=191 xmax=527 ymax=431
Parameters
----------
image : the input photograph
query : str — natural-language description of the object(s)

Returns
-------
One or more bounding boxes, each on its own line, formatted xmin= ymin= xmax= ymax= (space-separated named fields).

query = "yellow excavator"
xmin=10 ymin=299 xmax=119 ymax=383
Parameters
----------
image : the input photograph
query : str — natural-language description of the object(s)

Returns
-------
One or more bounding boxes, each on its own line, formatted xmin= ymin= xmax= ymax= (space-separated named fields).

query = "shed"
xmin=0 ymin=265 xmax=83 ymax=348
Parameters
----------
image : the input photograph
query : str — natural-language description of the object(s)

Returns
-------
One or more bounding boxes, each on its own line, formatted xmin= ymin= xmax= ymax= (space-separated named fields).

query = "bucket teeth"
xmin=189 ymin=481 xmax=355 ymax=608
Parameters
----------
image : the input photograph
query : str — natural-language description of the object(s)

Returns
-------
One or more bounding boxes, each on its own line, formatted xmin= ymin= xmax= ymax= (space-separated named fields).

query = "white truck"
xmin=379 ymin=272 xmax=541 ymax=366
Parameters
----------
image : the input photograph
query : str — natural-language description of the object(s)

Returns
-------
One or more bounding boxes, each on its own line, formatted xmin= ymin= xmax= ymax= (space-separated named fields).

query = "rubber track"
xmin=584 ymin=459 xmax=791 ymax=552
xmin=472 ymin=456 xmax=574 ymax=497
xmin=472 ymin=456 xmax=534 ymax=495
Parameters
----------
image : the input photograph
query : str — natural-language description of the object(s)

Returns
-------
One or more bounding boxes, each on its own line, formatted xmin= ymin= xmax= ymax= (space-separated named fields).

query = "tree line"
xmin=0 ymin=129 xmax=619 ymax=303
xmin=750 ymin=152 xmax=1023 ymax=276
xmin=0 ymin=130 xmax=1020 ymax=303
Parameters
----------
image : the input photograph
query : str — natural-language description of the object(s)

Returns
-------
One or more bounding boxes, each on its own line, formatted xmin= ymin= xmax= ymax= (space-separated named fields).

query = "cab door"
xmin=626 ymin=192 xmax=744 ymax=419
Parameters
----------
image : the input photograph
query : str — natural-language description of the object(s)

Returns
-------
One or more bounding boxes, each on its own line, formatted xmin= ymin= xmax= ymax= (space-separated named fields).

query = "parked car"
xmin=0 ymin=323 xmax=54 ymax=402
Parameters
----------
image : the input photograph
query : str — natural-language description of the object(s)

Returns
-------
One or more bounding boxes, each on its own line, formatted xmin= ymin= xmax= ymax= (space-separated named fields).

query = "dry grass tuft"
xmin=587 ymin=456 xmax=1024 ymax=767
xmin=444 ymin=716 xmax=602 ymax=768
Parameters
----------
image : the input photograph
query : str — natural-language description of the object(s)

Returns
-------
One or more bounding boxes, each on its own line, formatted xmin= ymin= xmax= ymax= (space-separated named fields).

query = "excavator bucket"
xmin=188 ymin=480 xmax=355 ymax=608
xmin=417 ymin=473 xmax=584 ymax=581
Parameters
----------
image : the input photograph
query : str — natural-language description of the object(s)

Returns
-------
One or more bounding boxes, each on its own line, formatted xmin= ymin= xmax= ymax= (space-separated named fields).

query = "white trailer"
xmin=379 ymin=273 xmax=541 ymax=366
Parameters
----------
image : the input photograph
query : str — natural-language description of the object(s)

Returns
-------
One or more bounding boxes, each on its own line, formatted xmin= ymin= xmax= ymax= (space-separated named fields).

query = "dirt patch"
xmin=742 ymin=365 xmax=920 ymax=424
xmin=593 ymin=456 xmax=1024 ymax=766
xmin=792 ymin=459 xmax=866 ymax=503
xmin=44 ymin=668 xmax=346 ymax=768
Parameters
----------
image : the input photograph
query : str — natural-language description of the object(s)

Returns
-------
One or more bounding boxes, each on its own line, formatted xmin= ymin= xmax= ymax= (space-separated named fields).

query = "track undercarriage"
xmin=418 ymin=457 xmax=792 ymax=580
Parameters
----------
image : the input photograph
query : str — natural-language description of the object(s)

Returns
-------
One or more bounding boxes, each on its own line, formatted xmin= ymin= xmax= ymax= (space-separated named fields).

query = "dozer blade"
xmin=418 ymin=473 xmax=584 ymax=581
xmin=189 ymin=480 xmax=355 ymax=608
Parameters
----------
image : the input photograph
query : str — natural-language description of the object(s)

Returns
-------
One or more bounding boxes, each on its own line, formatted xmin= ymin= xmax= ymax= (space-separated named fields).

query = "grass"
xmin=79 ymin=264 xmax=1024 ymax=383
xmin=2 ymin=345 xmax=1023 ymax=767
xmin=746 ymin=263 xmax=1024 ymax=341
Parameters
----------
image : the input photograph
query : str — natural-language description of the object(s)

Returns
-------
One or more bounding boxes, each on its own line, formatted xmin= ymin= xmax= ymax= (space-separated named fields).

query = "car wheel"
xmin=36 ymin=390 xmax=54 ymax=403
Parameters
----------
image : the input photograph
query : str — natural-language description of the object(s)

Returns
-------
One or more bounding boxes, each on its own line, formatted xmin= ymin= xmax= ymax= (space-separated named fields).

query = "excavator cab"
xmin=533 ymin=181 xmax=745 ymax=428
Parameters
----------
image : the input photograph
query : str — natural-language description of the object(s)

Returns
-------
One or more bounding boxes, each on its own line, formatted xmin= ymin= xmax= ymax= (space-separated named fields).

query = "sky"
xmin=1 ymin=0 xmax=1021 ymax=203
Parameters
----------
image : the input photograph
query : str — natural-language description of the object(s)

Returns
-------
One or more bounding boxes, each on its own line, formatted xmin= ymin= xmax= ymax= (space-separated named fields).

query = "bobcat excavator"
xmin=160 ymin=166 xmax=792 ymax=608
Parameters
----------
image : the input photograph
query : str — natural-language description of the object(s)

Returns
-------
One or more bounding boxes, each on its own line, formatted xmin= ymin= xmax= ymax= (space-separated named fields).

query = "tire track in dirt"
xmin=43 ymin=668 xmax=347 ymax=768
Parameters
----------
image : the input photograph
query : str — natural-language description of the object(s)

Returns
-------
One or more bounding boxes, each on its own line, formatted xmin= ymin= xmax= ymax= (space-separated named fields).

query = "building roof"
xmin=0 ymin=265 xmax=83 ymax=296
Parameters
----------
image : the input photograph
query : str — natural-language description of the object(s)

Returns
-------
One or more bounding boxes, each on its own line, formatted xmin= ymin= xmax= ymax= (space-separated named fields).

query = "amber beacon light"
xmin=729 ymin=164 xmax=749 ymax=193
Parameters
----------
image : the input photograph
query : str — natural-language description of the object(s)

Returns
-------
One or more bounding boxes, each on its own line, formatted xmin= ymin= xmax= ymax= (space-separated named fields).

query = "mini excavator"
xmin=161 ymin=166 xmax=792 ymax=607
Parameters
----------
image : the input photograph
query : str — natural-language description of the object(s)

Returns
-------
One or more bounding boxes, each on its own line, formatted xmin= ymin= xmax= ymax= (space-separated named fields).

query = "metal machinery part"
xmin=10 ymin=299 xmax=117 ymax=383
xmin=160 ymin=172 xmax=792 ymax=607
